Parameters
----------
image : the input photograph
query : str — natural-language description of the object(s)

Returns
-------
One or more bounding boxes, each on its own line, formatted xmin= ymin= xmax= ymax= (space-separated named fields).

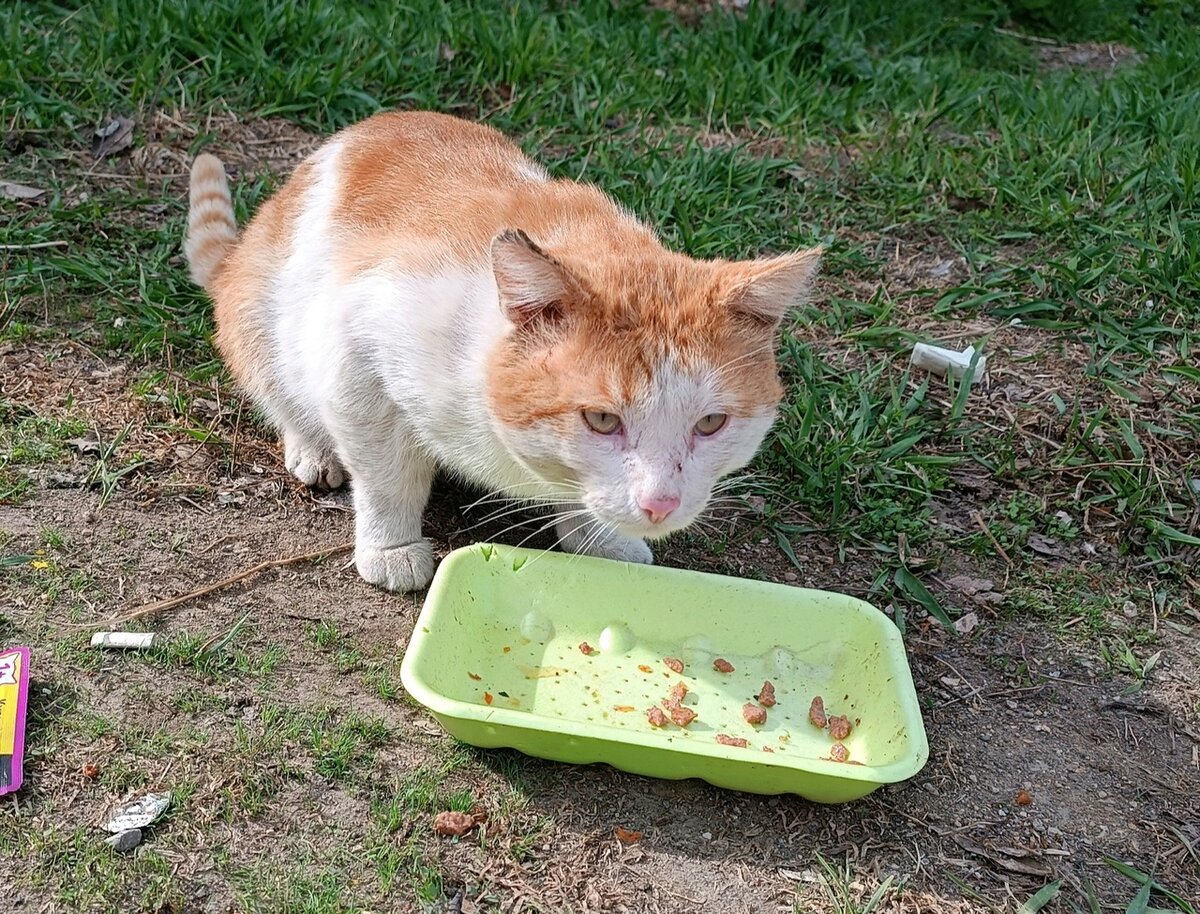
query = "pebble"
xmin=783 ymin=572 xmax=798 ymax=582
xmin=701 ymin=832 xmax=712 ymax=841
xmin=105 ymin=828 xmax=142 ymax=852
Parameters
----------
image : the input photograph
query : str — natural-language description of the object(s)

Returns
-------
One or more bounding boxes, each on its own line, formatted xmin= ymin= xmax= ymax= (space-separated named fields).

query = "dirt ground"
xmin=2 ymin=336 xmax=1198 ymax=914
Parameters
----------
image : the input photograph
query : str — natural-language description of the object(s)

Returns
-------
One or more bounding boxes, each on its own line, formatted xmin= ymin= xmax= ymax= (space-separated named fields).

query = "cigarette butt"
xmin=910 ymin=343 xmax=987 ymax=384
xmin=90 ymin=632 xmax=158 ymax=650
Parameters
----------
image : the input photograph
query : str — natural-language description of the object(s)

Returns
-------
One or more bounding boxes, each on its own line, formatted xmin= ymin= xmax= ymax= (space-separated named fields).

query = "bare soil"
xmin=2 ymin=337 xmax=1198 ymax=914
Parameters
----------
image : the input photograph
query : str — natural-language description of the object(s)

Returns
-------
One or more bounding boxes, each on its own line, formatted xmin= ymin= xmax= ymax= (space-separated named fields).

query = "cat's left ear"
xmin=726 ymin=246 xmax=823 ymax=328
xmin=491 ymin=229 xmax=582 ymax=327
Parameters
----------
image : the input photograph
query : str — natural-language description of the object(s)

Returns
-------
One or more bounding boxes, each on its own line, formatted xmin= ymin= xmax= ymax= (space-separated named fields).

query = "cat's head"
xmin=486 ymin=229 xmax=820 ymax=541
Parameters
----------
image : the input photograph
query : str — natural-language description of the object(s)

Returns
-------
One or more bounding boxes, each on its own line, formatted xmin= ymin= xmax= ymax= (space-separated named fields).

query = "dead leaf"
xmin=1027 ymin=533 xmax=1063 ymax=557
xmin=614 ymin=826 xmax=642 ymax=845
xmin=1016 ymin=789 xmax=1033 ymax=806
xmin=67 ymin=431 xmax=101 ymax=456
xmin=946 ymin=574 xmax=995 ymax=595
xmin=433 ymin=811 xmax=475 ymax=837
xmin=954 ymin=611 xmax=981 ymax=635
xmin=0 ymin=181 xmax=46 ymax=200
xmin=92 ymin=116 xmax=135 ymax=159
xmin=952 ymin=835 xmax=1053 ymax=877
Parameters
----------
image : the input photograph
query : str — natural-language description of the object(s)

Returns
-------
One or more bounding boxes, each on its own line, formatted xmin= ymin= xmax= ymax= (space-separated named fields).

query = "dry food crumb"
xmin=756 ymin=680 xmax=776 ymax=707
xmin=713 ymin=658 xmax=735 ymax=673
xmin=669 ymin=705 xmax=697 ymax=728
xmin=762 ymin=746 xmax=775 ymax=753
xmin=579 ymin=642 xmax=597 ymax=656
xmin=483 ymin=692 xmax=493 ymax=705
xmin=613 ymin=705 xmax=635 ymax=712
xmin=646 ymin=707 xmax=669 ymax=727
xmin=615 ymin=826 xmax=642 ymax=844
xmin=433 ymin=811 xmax=475 ymax=837
xmin=742 ymin=703 xmax=767 ymax=725
xmin=82 ymin=763 xmax=101 ymax=780
xmin=716 ymin=734 xmax=748 ymax=747
xmin=502 ymin=646 xmax=511 ymax=653
xmin=829 ymin=743 xmax=849 ymax=763
xmin=638 ymin=664 xmax=653 ymax=673
xmin=808 ymin=695 xmax=827 ymax=728
xmin=663 ymin=656 xmax=684 ymax=674
xmin=828 ymin=715 xmax=852 ymax=740
xmin=467 ymin=672 xmax=481 ymax=681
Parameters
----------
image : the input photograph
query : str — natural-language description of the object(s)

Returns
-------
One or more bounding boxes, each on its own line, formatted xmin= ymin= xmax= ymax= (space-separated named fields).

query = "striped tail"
xmin=184 ymin=153 xmax=238 ymax=289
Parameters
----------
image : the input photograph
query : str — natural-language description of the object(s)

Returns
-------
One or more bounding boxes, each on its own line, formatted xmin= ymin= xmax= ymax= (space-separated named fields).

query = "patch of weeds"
xmin=149 ymin=629 xmax=285 ymax=679
xmin=362 ymin=662 xmax=401 ymax=701
xmin=21 ymin=826 xmax=184 ymax=913
xmin=373 ymin=749 xmax=476 ymax=832
xmin=366 ymin=835 xmax=443 ymax=901
xmin=234 ymin=868 xmax=367 ymax=914
xmin=1098 ymin=638 xmax=1162 ymax=693
xmin=309 ymin=714 xmax=390 ymax=781
xmin=310 ymin=620 xmax=342 ymax=648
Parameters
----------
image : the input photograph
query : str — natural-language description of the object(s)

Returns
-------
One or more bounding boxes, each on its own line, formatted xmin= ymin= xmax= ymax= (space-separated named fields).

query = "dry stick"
xmin=69 ymin=542 xmax=353 ymax=631
xmin=0 ymin=240 xmax=68 ymax=251
xmin=969 ymin=509 xmax=1013 ymax=567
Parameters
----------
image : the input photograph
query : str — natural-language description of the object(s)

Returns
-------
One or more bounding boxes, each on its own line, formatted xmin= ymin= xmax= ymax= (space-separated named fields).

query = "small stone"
xmin=1122 ymin=602 xmax=1138 ymax=619
xmin=783 ymin=571 xmax=798 ymax=582
xmin=701 ymin=831 xmax=713 ymax=841
xmin=105 ymin=828 xmax=142 ymax=852
xmin=1097 ymin=789 xmax=1108 ymax=799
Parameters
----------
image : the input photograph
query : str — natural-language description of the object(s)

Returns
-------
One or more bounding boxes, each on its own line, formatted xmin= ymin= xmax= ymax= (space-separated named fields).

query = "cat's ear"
xmin=726 ymin=246 xmax=822 ymax=328
xmin=491 ymin=229 xmax=581 ymax=327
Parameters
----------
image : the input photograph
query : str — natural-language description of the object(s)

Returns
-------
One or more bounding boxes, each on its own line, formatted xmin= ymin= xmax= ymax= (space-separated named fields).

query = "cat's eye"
xmin=694 ymin=413 xmax=728 ymax=436
xmin=583 ymin=410 xmax=622 ymax=435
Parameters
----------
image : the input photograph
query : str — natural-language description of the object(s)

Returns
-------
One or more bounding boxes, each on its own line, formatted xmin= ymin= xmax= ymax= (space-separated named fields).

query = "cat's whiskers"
xmin=460 ymin=498 xmax=582 ymax=532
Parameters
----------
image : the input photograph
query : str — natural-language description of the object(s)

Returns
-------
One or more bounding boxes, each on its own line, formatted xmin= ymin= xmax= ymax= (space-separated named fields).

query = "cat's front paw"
xmin=575 ymin=532 xmax=654 ymax=565
xmin=285 ymin=441 xmax=346 ymax=491
xmin=356 ymin=540 xmax=436 ymax=592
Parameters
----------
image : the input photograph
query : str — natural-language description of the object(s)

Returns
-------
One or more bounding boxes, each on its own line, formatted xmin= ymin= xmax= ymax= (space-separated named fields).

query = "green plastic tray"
xmin=400 ymin=544 xmax=928 ymax=803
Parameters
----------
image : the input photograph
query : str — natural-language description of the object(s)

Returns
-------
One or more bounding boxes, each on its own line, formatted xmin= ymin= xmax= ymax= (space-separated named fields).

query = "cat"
xmin=185 ymin=111 xmax=821 ymax=592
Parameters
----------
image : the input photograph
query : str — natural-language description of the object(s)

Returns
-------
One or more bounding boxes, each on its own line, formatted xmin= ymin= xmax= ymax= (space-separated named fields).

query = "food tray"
xmin=400 ymin=544 xmax=928 ymax=802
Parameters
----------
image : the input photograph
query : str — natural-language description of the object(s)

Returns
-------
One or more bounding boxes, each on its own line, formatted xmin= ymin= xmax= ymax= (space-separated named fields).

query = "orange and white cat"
xmin=185 ymin=111 xmax=820 ymax=592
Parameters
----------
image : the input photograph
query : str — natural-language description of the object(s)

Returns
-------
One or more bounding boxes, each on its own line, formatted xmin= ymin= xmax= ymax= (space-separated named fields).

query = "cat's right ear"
xmin=491 ymin=229 xmax=580 ymax=327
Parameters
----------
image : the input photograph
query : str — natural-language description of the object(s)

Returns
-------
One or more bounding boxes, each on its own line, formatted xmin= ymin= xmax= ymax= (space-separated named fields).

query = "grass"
xmin=4 ymin=0 xmax=1197 ymax=606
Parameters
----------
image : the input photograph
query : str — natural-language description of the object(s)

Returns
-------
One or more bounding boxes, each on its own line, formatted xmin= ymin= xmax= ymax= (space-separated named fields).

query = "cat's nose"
xmin=639 ymin=495 xmax=680 ymax=525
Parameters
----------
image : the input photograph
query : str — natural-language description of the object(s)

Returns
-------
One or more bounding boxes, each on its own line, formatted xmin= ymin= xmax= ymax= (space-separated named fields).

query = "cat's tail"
xmin=184 ymin=153 xmax=238 ymax=289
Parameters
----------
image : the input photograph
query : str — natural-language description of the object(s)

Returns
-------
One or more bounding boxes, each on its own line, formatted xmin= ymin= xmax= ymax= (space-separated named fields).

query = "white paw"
xmin=285 ymin=444 xmax=346 ymax=490
xmin=356 ymin=540 xmax=435 ymax=592
xmin=573 ymin=532 xmax=653 ymax=565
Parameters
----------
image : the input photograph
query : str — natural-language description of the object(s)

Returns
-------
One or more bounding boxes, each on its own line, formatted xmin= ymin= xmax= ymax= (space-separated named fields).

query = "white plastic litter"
xmin=90 ymin=632 xmax=158 ymax=650
xmin=103 ymin=792 xmax=171 ymax=833
xmin=910 ymin=343 xmax=987 ymax=384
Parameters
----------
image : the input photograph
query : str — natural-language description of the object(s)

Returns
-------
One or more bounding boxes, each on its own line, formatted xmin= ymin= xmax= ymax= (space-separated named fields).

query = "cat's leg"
xmin=283 ymin=426 xmax=346 ymax=491
xmin=555 ymin=512 xmax=653 ymax=565
xmin=327 ymin=404 xmax=437 ymax=592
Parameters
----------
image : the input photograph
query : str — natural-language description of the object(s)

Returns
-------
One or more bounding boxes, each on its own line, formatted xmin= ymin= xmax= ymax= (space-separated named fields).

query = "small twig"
xmin=66 ymin=542 xmax=352 ymax=630
xmin=0 ymin=240 xmax=68 ymax=251
xmin=970 ymin=509 xmax=1013 ymax=566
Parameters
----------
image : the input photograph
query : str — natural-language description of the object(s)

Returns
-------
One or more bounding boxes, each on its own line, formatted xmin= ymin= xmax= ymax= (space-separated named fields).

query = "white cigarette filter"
xmin=90 ymin=632 xmax=159 ymax=650
xmin=910 ymin=343 xmax=987 ymax=384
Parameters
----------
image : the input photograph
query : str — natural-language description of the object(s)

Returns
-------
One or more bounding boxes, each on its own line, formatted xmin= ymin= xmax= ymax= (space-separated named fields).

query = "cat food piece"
xmin=614 ymin=826 xmax=642 ymax=845
xmin=827 ymin=715 xmax=852 ymax=741
xmin=613 ymin=705 xmax=635 ymax=712
xmin=667 ymin=682 xmax=688 ymax=704
xmin=579 ymin=642 xmax=597 ymax=656
xmin=762 ymin=746 xmax=775 ymax=753
xmin=742 ymin=703 xmax=767 ymax=725
xmin=82 ymin=763 xmax=101 ymax=780
xmin=433 ymin=811 xmax=475 ymax=837
xmin=1016 ymin=789 xmax=1033 ymax=807
xmin=646 ymin=706 xmax=669 ymax=727
xmin=756 ymin=680 xmax=776 ymax=707
xmin=716 ymin=734 xmax=748 ymax=748
xmin=713 ymin=658 xmax=735 ymax=673
xmin=483 ymin=692 xmax=493 ymax=705
xmin=638 ymin=664 xmax=653 ymax=673
xmin=829 ymin=743 xmax=849 ymax=763
xmin=669 ymin=705 xmax=697 ymax=728
xmin=467 ymin=672 xmax=481 ymax=681
xmin=808 ymin=695 xmax=827 ymax=728
xmin=663 ymin=656 xmax=684 ymax=674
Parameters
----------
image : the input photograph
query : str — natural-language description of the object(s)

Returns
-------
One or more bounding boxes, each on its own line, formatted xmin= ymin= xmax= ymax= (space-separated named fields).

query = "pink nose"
xmin=639 ymin=495 xmax=680 ymax=525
